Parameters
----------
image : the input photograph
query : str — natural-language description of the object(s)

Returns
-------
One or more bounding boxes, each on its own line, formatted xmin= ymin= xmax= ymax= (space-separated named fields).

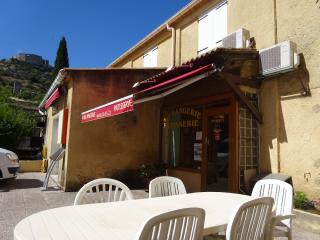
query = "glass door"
xmin=203 ymin=107 xmax=232 ymax=192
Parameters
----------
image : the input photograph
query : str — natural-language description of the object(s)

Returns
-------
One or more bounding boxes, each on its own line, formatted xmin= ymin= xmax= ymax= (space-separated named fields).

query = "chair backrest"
xmin=226 ymin=197 xmax=274 ymax=240
xmin=149 ymin=176 xmax=187 ymax=198
xmin=251 ymin=179 xmax=293 ymax=227
xmin=74 ymin=178 xmax=134 ymax=205
xmin=135 ymin=207 xmax=205 ymax=240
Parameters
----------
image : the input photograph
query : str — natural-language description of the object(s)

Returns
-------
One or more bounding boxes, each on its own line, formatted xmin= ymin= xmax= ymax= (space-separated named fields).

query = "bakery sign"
xmin=81 ymin=95 xmax=134 ymax=123
xmin=163 ymin=107 xmax=201 ymax=128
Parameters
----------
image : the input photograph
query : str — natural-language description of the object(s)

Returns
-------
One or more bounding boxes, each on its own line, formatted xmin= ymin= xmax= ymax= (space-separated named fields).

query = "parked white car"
xmin=0 ymin=148 xmax=19 ymax=179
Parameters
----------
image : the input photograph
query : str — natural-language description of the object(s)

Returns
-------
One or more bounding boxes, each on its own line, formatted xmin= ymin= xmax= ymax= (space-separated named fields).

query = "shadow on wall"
xmin=259 ymin=53 xmax=310 ymax=174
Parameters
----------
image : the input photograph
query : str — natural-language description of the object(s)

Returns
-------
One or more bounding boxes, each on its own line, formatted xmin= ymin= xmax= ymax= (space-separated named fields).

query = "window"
xmin=198 ymin=1 xmax=227 ymax=55
xmin=143 ymin=47 xmax=158 ymax=67
xmin=162 ymin=106 xmax=202 ymax=170
xmin=239 ymin=92 xmax=259 ymax=192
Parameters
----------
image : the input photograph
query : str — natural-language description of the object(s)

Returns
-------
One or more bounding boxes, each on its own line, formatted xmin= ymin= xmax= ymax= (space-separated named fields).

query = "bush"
xmin=294 ymin=191 xmax=314 ymax=210
xmin=110 ymin=169 xmax=145 ymax=189
xmin=138 ymin=163 xmax=167 ymax=178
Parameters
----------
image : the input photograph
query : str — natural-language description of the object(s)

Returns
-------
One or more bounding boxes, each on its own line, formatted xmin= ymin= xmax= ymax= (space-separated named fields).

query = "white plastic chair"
xmin=74 ymin=178 xmax=134 ymax=205
xmin=252 ymin=179 xmax=294 ymax=239
xmin=135 ymin=207 xmax=205 ymax=240
xmin=226 ymin=197 xmax=274 ymax=240
xmin=149 ymin=176 xmax=187 ymax=198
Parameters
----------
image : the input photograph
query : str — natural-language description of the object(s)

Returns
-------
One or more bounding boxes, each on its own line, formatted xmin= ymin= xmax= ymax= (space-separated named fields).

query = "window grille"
xmin=239 ymin=92 xmax=259 ymax=192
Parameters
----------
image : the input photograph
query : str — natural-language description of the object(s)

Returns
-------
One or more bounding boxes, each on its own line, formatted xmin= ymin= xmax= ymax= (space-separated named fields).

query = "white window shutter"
xmin=143 ymin=47 xmax=157 ymax=67
xmin=198 ymin=14 xmax=210 ymax=54
xmin=151 ymin=47 xmax=158 ymax=67
xmin=213 ymin=1 xmax=228 ymax=46
xmin=198 ymin=1 xmax=228 ymax=54
xmin=143 ymin=52 xmax=150 ymax=67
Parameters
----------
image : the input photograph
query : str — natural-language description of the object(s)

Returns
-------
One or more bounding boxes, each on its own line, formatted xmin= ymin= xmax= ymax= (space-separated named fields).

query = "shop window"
xmin=162 ymin=106 xmax=202 ymax=170
xmin=143 ymin=47 xmax=158 ymax=67
xmin=198 ymin=1 xmax=227 ymax=55
xmin=239 ymin=92 xmax=259 ymax=192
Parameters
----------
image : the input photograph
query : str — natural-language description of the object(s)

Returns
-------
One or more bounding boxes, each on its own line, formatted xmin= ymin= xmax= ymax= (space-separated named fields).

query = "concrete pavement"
xmin=0 ymin=173 xmax=77 ymax=240
xmin=0 ymin=172 xmax=319 ymax=240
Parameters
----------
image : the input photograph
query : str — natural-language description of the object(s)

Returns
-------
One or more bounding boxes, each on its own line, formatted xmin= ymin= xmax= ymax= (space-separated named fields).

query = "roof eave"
xmin=38 ymin=69 xmax=66 ymax=110
xmin=107 ymin=0 xmax=205 ymax=67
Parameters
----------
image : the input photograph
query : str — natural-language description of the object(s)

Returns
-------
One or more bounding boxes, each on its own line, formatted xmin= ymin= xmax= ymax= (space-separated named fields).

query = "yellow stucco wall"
xmin=280 ymin=88 xmax=320 ymax=198
xmin=276 ymin=0 xmax=320 ymax=89
xmin=19 ymin=160 xmax=43 ymax=172
xmin=228 ymin=0 xmax=320 ymax=198
xmin=180 ymin=21 xmax=198 ymax=64
xmin=167 ymin=169 xmax=202 ymax=193
xmin=66 ymin=101 xmax=162 ymax=190
xmin=228 ymin=0 xmax=276 ymax=49
xmin=122 ymin=61 xmax=132 ymax=68
xmin=57 ymin=69 xmax=164 ymax=191
xmin=157 ymin=37 xmax=172 ymax=67
xmin=133 ymin=56 xmax=143 ymax=68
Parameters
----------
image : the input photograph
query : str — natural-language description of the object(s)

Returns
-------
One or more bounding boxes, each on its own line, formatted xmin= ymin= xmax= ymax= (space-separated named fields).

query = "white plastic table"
xmin=14 ymin=192 xmax=252 ymax=240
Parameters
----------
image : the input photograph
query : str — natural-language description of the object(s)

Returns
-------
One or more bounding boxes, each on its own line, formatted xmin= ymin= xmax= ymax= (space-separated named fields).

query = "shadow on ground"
xmin=0 ymin=178 xmax=43 ymax=192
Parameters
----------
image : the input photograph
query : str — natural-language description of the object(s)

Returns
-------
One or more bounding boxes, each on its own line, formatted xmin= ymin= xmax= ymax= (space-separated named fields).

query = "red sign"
xmin=81 ymin=95 xmax=134 ymax=123
xmin=214 ymin=132 xmax=221 ymax=141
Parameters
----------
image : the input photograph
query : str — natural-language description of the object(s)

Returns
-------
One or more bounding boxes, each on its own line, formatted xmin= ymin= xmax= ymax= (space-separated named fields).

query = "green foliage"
xmin=294 ymin=191 xmax=314 ymax=210
xmin=53 ymin=36 xmax=69 ymax=79
xmin=0 ymin=59 xmax=52 ymax=103
xmin=138 ymin=163 xmax=167 ymax=178
xmin=0 ymin=88 xmax=35 ymax=150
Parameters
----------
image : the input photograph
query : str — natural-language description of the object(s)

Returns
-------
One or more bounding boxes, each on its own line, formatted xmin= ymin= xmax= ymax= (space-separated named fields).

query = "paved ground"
xmin=0 ymin=173 xmax=319 ymax=240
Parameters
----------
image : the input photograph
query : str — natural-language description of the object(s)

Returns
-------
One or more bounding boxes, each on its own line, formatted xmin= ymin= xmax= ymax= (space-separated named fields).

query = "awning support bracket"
xmin=218 ymin=72 xmax=263 ymax=124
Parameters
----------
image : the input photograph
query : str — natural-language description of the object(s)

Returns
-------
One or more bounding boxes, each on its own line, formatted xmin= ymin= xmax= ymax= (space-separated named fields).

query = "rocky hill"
xmin=0 ymin=58 xmax=53 ymax=102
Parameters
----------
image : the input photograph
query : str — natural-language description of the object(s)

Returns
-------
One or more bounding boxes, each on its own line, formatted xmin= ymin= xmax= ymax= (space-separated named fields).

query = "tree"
xmin=52 ymin=36 xmax=69 ymax=79
xmin=0 ymin=88 xmax=34 ymax=150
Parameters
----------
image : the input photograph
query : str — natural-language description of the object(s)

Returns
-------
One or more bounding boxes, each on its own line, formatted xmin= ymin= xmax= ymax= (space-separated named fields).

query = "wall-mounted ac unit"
xmin=260 ymin=41 xmax=300 ymax=76
xmin=222 ymin=28 xmax=250 ymax=48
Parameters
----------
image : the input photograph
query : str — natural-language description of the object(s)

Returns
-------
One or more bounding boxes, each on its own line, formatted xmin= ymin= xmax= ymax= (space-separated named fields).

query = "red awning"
xmin=80 ymin=65 xmax=215 ymax=123
xmin=44 ymin=88 xmax=60 ymax=109
xmin=81 ymin=94 xmax=134 ymax=123
xmin=138 ymin=64 xmax=214 ymax=94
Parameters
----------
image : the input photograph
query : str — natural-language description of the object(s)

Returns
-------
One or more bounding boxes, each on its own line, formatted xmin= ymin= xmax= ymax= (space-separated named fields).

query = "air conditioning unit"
xmin=222 ymin=28 xmax=250 ymax=48
xmin=260 ymin=41 xmax=300 ymax=76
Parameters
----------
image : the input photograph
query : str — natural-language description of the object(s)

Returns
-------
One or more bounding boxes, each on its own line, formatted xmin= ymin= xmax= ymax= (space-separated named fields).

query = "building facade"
xmin=107 ymin=0 xmax=320 ymax=198
xmin=40 ymin=0 xmax=320 ymax=197
xmin=41 ymin=68 xmax=164 ymax=190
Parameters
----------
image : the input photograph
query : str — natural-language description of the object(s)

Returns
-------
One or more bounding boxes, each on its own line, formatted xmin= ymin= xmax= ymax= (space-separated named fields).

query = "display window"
xmin=162 ymin=106 xmax=203 ymax=170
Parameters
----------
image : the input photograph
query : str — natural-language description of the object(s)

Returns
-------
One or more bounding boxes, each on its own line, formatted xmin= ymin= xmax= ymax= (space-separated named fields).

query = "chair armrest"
xmin=271 ymin=214 xmax=295 ymax=226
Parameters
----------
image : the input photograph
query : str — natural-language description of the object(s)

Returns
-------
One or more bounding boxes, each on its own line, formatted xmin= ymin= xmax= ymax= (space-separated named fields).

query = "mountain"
xmin=0 ymin=58 xmax=53 ymax=102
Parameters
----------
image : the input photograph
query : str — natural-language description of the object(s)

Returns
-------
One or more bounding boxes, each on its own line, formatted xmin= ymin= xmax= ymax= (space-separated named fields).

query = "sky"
xmin=0 ymin=0 xmax=190 ymax=68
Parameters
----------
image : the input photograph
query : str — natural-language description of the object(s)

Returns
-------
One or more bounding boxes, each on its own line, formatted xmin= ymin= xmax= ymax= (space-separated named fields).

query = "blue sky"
xmin=0 ymin=0 xmax=190 ymax=68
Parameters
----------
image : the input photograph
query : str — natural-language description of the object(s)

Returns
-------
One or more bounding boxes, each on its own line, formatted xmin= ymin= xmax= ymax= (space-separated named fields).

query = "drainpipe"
xmin=38 ymin=109 xmax=45 ymax=115
xmin=273 ymin=0 xmax=278 ymax=44
xmin=166 ymin=23 xmax=176 ymax=67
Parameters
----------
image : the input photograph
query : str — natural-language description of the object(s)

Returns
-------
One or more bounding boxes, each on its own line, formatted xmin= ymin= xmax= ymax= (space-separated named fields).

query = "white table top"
xmin=14 ymin=192 xmax=252 ymax=240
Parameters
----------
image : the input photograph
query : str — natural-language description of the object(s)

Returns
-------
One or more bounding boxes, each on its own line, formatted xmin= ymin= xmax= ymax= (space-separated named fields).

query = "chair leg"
xmin=288 ymin=228 xmax=293 ymax=240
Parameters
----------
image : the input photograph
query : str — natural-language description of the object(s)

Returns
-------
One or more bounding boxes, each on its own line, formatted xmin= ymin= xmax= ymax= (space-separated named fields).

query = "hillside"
xmin=0 ymin=58 xmax=53 ymax=102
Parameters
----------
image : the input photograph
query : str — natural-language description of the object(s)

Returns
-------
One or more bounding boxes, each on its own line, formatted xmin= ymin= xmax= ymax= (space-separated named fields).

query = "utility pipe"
xmin=166 ymin=23 xmax=176 ymax=67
